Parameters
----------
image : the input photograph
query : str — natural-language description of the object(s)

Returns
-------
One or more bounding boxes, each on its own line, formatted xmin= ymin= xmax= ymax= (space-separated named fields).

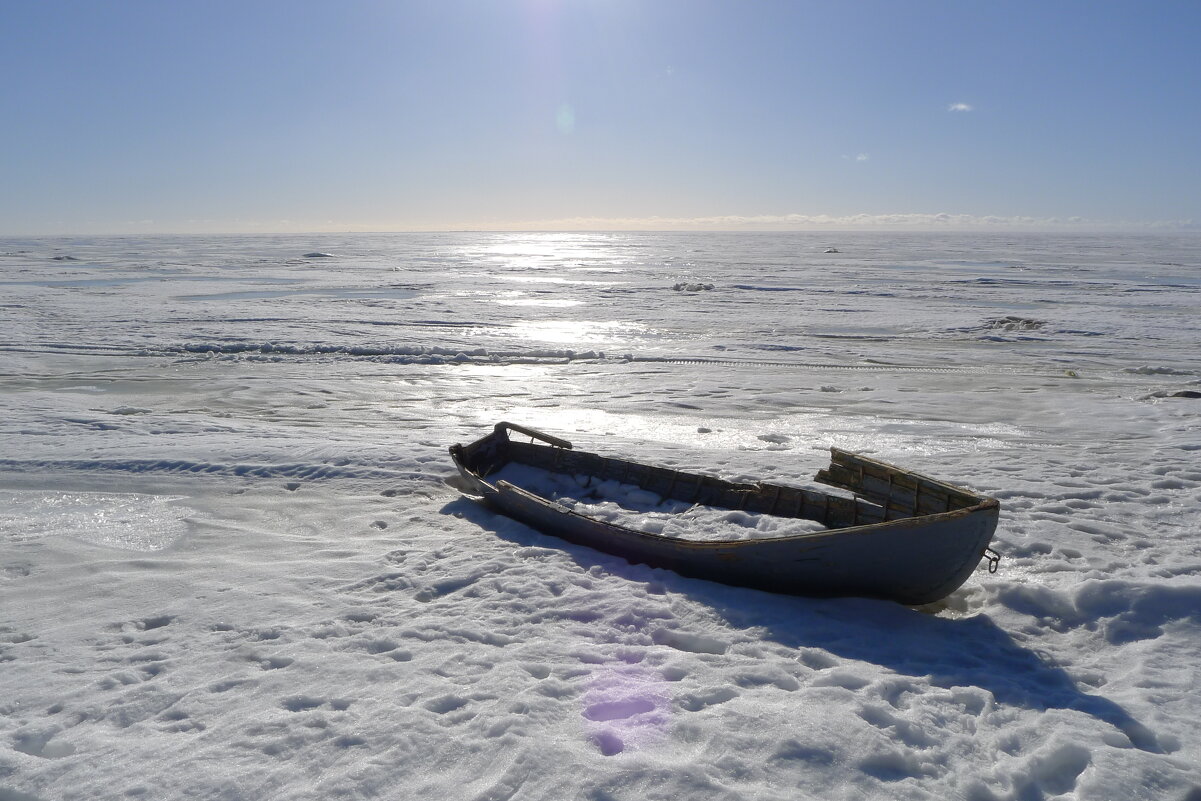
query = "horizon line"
xmin=3 ymin=212 xmax=1198 ymax=237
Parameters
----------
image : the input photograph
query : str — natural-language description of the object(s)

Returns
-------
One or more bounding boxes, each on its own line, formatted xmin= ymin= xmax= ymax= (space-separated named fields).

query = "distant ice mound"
xmin=673 ymin=282 xmax=714 ymax=292
xmin=303 ymin=252 xmax=335 ymax=258
xmin=823 ymin=247 xmax=839 ymax=253
xmin=1144 ymin=389 xmax=1201 ymax=400
xmin=1126 ymin=365 xmax=1196 ymax=376
xmin=981 ymin=316 xmax=1046 ymax=332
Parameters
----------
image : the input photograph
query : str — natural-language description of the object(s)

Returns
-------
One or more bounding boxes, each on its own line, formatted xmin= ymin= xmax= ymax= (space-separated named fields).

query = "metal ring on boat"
xmin=984 ymin=548 xmax=1002 ymax=573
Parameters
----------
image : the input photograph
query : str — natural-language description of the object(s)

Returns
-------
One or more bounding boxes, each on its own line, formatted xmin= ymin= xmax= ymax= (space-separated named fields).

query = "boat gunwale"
xmin=485 ymin=476 xmax=996 ymax=550
xmin=449 ymin=423 xmax=999 ymax=549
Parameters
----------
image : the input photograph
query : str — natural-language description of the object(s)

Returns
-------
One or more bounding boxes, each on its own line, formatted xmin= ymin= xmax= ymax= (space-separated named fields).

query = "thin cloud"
xmin=948 ymin=102 xmax=974 ymax=112
xmin=490 ymin=213 xmax=1192 ymax=232
xmin=80 ymin=213 xmax=1198 ymax=234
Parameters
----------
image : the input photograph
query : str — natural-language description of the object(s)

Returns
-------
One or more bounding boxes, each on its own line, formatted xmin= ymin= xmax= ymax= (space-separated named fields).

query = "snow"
xmin=484 ymin=463 xmax=830 ymax=541
xmin=2 ymin=231 xmax=1200 ymax=800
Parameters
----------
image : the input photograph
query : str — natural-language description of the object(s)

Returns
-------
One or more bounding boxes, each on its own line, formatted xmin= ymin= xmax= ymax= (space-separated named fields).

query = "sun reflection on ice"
xmin=495 ymin=275 xmax=613 ymax=285
xmin=493 ymin=297 xmax=584 ymax=308
xmin=504 ymin=320 xmax=647 ymax=345
xmin=0 ymin=491 xmax=191 ymax=551
xmin=482 ymin=233 xmax=627 ymax=261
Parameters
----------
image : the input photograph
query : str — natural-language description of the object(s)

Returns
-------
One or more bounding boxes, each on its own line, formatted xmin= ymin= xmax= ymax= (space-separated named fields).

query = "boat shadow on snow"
xmin=440 ymin=495 xmax=1163 ymax=754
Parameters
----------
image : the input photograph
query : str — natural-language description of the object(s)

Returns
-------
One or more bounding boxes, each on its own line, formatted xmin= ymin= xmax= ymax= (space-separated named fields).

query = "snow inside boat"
xmin=449 ymin=422 xmax=1001 ymax=605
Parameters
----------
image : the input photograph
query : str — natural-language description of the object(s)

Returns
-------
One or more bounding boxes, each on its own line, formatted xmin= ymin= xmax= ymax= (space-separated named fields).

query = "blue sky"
xmin=3 ymin=1 xmax=1199 ymax=234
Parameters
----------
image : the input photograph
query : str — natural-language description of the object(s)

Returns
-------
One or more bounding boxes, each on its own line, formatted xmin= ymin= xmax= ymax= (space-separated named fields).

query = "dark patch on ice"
xmin=282 ymin=695 xmax=324 ymax=712
xmin=2 ymin=563 xmax=33 ymax=579
xmin=424 ymin=695 xmax=470 ymax=714
xmin=1171 ymin=390 xmax=1201 ymax=399
xmin=660 ymin=666 xmax=688 ymax=682
xmin=799 ymin=649 xmax=837 ymax=670
xmin=138 ymin=615 xmax=173 ymax=630
xmin=415 ymin=573 xmax=482 ymax=602
xmin=521 ymin=663 xmax=551 ymax=679
xmin=730 ymin=284 xmax=808 ymax=292
xmin=382 ymin=550 xmax=409 ymax=566
xmin=858 ymin=749 xmax=923 ymax=781
xmin=1127 ymin=365 xmax=1196 ymax=376
xmin=772 ymin=739 xmax=836 ymax=765
xmin=747 ymin=343 xmax=808 ymax=352
xmin=344 ymin=571 xmax=413 ymax=593
xmin=591 ymin=730 xmax=624 ymax=756
xmin=953 ymin=277 xmax=1103 ymax=289
xmin=812 ymin=671 xmax=870 ymax=690
xmin=302 ymin=252 xmax=334 ymax=258
xmin=360 ymin=638 xmax=400 ymax=654
xmin=12 ymin=730 xmax=76 ymax=759
xmin=109 ymin=406 xmax=151 ymax=416
xmin=583 ymin=698 xmax=655 ymax=721
xmin=858 ymin=705 xmax=937 ymax=747
xmin=679 ymin=687 xmax=738 ymax=711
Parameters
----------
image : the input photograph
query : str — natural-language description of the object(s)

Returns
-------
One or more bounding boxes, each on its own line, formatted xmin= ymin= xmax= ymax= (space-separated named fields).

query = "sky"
xmin=3 ymin=0 xmax=1200 ymax=234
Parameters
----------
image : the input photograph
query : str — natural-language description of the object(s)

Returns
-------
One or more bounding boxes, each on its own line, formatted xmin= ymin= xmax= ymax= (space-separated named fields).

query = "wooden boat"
xmin=449 ymin=422 xmax=1001 ymax=605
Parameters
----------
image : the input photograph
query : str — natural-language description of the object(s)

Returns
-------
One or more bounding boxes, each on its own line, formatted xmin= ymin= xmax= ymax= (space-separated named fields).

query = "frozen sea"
xmin=1 ymin=231 xmax=1199 ymax=801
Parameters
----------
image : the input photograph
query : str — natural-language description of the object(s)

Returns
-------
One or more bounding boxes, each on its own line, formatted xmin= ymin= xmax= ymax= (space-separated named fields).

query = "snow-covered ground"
xmin=1 ymin=232 xmax=1199 ymax=800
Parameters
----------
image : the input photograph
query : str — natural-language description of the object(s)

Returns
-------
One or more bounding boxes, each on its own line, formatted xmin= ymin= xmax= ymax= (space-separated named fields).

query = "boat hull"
xmin=451 ymin=423 xmax=1000 ymax=605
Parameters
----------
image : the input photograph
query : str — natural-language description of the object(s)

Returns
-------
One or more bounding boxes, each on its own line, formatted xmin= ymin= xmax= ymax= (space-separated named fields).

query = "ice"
xmin=0 ymin=491 xmax=190 ymax=551
xmin=2 ymin=231 xmax=1200 ymax=800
